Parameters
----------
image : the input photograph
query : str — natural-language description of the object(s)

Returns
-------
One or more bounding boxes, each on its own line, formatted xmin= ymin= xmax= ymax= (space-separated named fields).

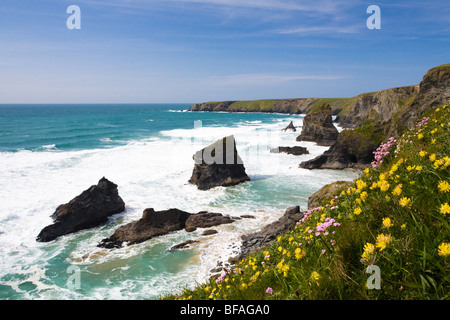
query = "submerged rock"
xmin=98 ymin=208 xmax=190 ymax=248
xmin=98 ymin=209 xmax=235 ymax=249
xmin=189 ymin=135 xmax=250 ymax=190
xmin=37 ymin=177 xmax=125 ymax=242
xmin=296 ymin=103 xmax=339 ymax=146
xmin=270 ymin=146 xmax=309 ymax=156
xmin=185 ymin=212 xmax=234 ymax=232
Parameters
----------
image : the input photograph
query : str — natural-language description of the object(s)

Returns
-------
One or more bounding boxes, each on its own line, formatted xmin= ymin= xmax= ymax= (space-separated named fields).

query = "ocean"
xmin=0 ymin=104 xmax=359 ymax=300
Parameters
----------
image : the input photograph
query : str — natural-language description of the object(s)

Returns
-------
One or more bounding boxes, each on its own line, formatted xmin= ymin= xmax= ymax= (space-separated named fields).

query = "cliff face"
xmin=336 ymin=85 xmax=419 ymax=129
xmin=300 ymin=64 xmax=450 ymax=170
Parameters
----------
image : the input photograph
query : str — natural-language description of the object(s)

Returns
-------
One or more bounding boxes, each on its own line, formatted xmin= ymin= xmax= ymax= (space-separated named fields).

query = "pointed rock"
xmin=189 ymin=135 xmax=250 ymax=190
xmin=37 ymin=177 xmax=125 ymax=242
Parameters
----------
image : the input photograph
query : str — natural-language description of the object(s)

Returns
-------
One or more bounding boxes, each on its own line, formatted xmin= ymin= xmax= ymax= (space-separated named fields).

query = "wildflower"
xmin=294 ymin=248 xmax=306 ymax=260
xmin=438 ymin=181 xmax=450 ymax=193
xmin=415 ymin=165 xmax=422 ymax=171
xmin=379 ymin=180 xmax=390 ymax=192
xmin=310 ymin=271 xmax=321 ymax=282
xmin=364 ymin=167 xmax=370 ymax=175
xmin=361 ymin=242 xmax=375 ymax=261
xmin=431 ymin=139 xmax=436 ymax=144
xmin=429 ymin=153 xmax=436 ymax=162
xmin=392 ymin=184 xmax=402 ymax=196
xmin=399 ymin=197 xmax=412 ymax=209
xmin=382 ymin=217 xmax=393 ymax=228
xmin=376 ymin=233 xmax=393 ymax=251
xmin=265 ymin=287 xmax=273 ymax=295
xmin=438 ymin=243 xmax=450 ymax=257
xmin=417 ymin=133 xmax=423 ymax=140
xmin=419 ymin=151 xmax=427 ymax=157
xmin=360 ymin=191 xmax=368 ymax=202
xmin=354 ymin=207 xmax=362 ymax=215
xmin=241 ymin=283 xmax=248 ymax=289
xmin=401 ymin=223 xmax=406 ymax=229
xmin=440 ymin=203 xmax=450 ymax=215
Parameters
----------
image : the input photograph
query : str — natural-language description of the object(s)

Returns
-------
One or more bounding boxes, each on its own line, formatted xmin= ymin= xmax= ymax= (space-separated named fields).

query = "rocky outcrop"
xmin=396 ymin=64 xmax=450 ymax=130
xmin=236 ymin=206 xmax=304 ymax=260
xmin=300 ymin=64 xmax=450 ymax=170
xmin=189 ymin=135 xmax=250 ymax=190
xmin=37 ymin=177 xmax=125 ymax=242
xmin=299 ymin=123 xmax=384 ymax=170
xmin=98 ymin=209 xmax=235 ymax=249
xmin=282 ymin=121 xmax=296 ymax=132
xmin=270 ymin=146 xmax=309 ymax=156
xmin=335 ymin=85 xmax=419 ymax=129
xmin=307 ymin=181 xmax=353 ymax=209
xmin=296 ymin=103 xmax=339 ymax=146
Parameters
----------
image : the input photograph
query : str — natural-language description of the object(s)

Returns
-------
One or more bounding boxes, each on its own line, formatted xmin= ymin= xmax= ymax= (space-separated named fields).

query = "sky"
xmin=0 ymin=0 xmax=449 ymax=103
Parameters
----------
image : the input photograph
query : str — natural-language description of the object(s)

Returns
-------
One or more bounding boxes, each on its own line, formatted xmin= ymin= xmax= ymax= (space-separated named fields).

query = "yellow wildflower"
xmin=431 ymin=138 xmax=436 ymax=144
xmin=294 ymin=248 xmax=306 ymax=260
xmin=354 ymin=207 xmax=362 ymax=215
xmin=360 ymin=191 xmax=368 ymax=202
xmin=417 ymin=133 xmax=423 ymax=140
xmin=415 ymin=165 xmax=422 ymax=171
xmin=361 ymin=242 xmax=375 ymax=261
xmin=438 ymin=181 xmax=450 ymax=193
xmin=429 ymin=153 xmax=436 ymax=162
xmin=382 ymin=217 xmax=393 ymax=228
xmin=399 ymin=197 xmax=412 ymax=209
xmin=440 ymin=203 xmax=450 ymax=215
xmin=364 ymin=167 xmax=370 ymax=175
xmin=379 ymin=180 xmax=390 ymax=192
xmin=419 ymin=151 xmax=427 ymax=157
xmin=310 ymin=271 xmax=321 ymax=282
xmin=392 ymin=184 xmax=402 ymax=196
xmin=355 ymin=198 xmax=362 ymax=205
xmin=376 ymin=233 xmax=393 ymax=251
xmin=438 ymin=243 xmax=450 ymax=257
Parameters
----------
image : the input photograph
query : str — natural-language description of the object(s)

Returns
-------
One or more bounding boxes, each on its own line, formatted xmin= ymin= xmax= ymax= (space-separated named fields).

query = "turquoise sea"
xmin=0 ymin=104 xmax=358 ymax=299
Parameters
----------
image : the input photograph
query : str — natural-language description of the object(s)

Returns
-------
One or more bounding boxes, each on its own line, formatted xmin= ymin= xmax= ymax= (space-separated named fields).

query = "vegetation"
xmin=167 ymin=102 xmax=450 ymax=300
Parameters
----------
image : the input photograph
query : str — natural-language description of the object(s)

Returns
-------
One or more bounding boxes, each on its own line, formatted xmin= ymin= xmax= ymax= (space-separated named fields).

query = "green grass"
xmin=166 ymin=101 xmax=450 ymax=300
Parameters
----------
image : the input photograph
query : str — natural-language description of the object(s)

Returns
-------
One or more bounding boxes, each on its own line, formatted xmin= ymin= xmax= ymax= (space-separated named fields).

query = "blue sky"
xmin=0 ymin=0 xmax=449 ymax=103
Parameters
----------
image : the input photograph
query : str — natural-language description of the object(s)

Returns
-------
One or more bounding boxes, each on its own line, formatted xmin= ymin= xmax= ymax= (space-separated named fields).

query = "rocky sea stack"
xmin=37 ymin=177 xmax=125 ymax=242
xmin=189 ymin=135 xmax=250 ymax=190
xmin=296 ymin=103 xmax=339 ymax=146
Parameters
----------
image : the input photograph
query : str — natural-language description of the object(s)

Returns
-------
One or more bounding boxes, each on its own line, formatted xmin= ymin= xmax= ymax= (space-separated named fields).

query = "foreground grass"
xmin=167 ymin=102 xmax=450 ymax=300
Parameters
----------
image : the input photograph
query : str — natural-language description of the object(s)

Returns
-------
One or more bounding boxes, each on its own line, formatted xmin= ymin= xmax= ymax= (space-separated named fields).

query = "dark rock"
xmin=299 ymin=122 xmax=384 ymax=170
xmin=282 ymin=121 xmax=296 ymax=132
xmin=240 ymin=215 xmax=256 ymax=219
xmin=270 ymin=146 xmax=309 ymax=156
xmin=170 ymin=239 xmax=199 ymax=250
xmin=237 ymin=206 xmax=304 ymax=260
xmin=98 ymin=208 xmax=190 ymax=248
xmin=202 ymin=229 xmax=218 ymax=236
xmin=37 ymin=177 xmax=125 ymax=242
xmin=189 ymin=135 xmax=250 ymax=190
xmin=296 ymin=103 xmax=339 ymax=146
xmin=185 ymin=212 xmax=234 ymax=232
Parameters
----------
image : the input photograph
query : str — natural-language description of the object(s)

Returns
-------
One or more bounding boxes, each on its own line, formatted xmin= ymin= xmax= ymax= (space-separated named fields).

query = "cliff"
xmin=300 ymin=64 xmax=450 ymax=169
xmin=189 ymin=98 xmax=349 ymax=115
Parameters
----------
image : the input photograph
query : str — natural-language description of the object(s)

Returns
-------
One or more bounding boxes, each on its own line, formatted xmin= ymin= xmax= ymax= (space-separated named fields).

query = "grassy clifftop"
xmin=168 ymin=101 xmax=450 ymax=300
xmin=189 ymin=98 xmax=350 ymax=115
